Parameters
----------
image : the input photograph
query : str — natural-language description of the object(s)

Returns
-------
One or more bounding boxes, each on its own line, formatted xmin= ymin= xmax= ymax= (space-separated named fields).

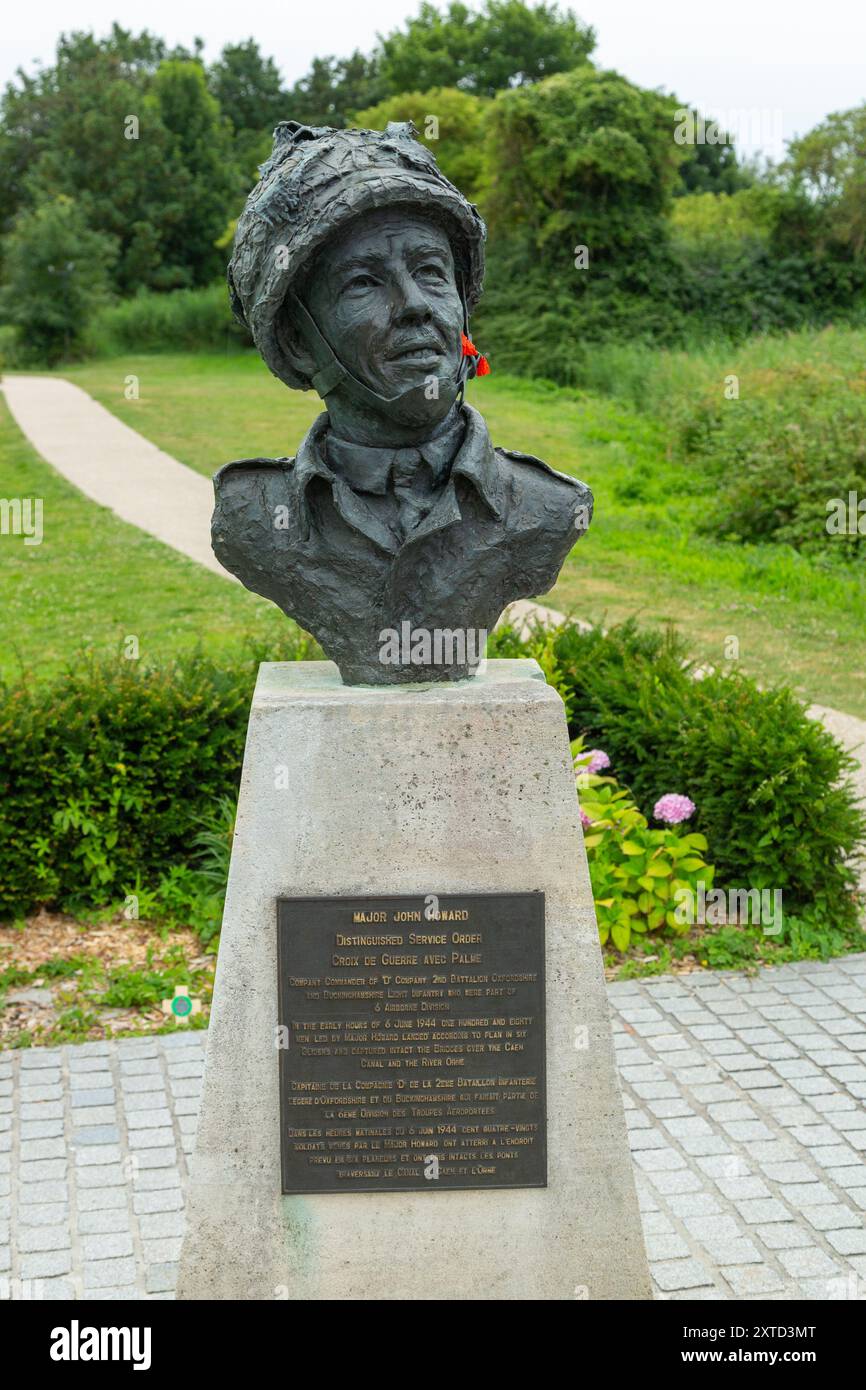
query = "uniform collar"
xmin=290 ymin=403 xmax=502 ymax=549
xmin=325 ymin=409 xmax=465 ymax=494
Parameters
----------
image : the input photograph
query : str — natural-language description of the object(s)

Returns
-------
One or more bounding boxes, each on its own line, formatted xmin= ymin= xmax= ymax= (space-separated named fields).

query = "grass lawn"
xmin=51 ymin=349 xmax=866 ymax=717
xmin=0 ymin=392 xmax=294 ymax=683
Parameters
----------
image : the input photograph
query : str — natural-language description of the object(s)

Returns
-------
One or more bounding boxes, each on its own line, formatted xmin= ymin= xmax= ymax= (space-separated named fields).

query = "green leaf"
xmin=611 ymin=921 xmax=631 ymax=952
xmin=617 ymin=860 xmax=645 ymax=877
xmin=683 ymin=833 xmax=709 ymax=851
xmin=666 ymin=841 xmax=689 ymax=859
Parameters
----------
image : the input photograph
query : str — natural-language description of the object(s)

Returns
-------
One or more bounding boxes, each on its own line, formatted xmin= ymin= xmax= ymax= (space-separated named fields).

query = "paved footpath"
xmin=2 ymin=954 xmax=866 ymax=1301
xmin=2 ymin=376 xmax=227 ymax=579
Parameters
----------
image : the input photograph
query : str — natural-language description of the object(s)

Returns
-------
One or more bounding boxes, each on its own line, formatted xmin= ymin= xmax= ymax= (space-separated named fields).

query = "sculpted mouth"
xmin=387 ymin=340 xmax=445 ymax=363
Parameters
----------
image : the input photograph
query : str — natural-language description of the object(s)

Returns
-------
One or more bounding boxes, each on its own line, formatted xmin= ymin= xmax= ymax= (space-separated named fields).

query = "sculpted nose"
xmin=390 ymin=269 xmax=432 ymax=324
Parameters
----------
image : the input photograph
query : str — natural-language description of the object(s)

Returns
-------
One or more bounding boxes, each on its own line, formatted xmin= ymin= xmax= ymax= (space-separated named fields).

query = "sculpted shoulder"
xmin=212 ymin=456 xmax=298 ymax=569
xmin=494 ymin=445 xmax=593 ymax=532
xmin=212 ymin=455 xmax=295 ymax=529
xmin=213 ymin=455 xmax=294 ymax=487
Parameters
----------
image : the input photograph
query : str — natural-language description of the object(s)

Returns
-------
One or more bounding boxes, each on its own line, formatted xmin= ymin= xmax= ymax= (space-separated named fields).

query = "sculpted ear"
xmin=275 ymin=299 xmax=317 ymax=384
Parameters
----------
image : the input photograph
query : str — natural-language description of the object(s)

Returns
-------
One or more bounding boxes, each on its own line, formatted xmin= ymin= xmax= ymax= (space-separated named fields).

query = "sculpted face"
xmin=299 ymin=208 xmax=465 ymax=442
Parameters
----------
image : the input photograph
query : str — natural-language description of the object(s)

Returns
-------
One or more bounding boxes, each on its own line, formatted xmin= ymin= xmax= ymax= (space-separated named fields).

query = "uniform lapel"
xmin=289 ymin=414 xmax=399 ymax=553
xmin=403 ymin=405 xmax=502 ymax=545
xmin=330 ymin=477 xmax=400 ymax=554
xmin=287 ymin=405 xmax=502 ymax=553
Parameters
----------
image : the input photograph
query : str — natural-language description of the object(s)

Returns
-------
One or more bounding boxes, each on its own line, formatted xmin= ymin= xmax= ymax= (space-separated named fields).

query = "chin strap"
xmin=287 ymin=274 xmax=483 ymax=417
xmin=287 ymin=292 xmax=416 ymax=407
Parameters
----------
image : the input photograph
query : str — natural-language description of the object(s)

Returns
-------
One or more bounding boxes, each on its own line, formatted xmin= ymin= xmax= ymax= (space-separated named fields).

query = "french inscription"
xmin=277 ymin=893 xmax=546 ymax=1193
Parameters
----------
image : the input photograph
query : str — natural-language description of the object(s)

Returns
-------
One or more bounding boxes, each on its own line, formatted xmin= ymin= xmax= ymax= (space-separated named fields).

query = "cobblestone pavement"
xmin=0 ymin=1032 xmax=198 ymax=1300
xmin=610 ymin=954 xmax=866 ymax=1300
xmin=1 ymin=955 xmax=865 ymax=1300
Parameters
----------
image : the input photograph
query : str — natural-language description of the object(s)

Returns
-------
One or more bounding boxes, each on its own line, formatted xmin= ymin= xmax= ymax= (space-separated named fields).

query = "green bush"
xmin=2 ymin=620 xmax=862 ymax=946
xmin=85 ymin=283 xmax=251 ymax=357
xmin=676 ymin=365 xmax=866 ymax=556
xmin=548 ymin=620 xmax=865 ymax=925
xmin=573 ymin=744 xmax=715 ymax=952
xmin=0 ymin=635 xmax=313 ymax=920
xmin=0 ymin=195 xmax=117 ymax=364
xmin=475 ymin=238 xmax=866 ymax=389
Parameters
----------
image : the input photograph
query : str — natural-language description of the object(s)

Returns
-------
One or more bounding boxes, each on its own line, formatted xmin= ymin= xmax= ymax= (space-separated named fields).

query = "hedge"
xmin=551 ymin=621 xmax=864 ymax=924
xmin=0 ymin=634 xmax=312 ymax=919
xmin=1 ymin=622 xmax=863 ymax=929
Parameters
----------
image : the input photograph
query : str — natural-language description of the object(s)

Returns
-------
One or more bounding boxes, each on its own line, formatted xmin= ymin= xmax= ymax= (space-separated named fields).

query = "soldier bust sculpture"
xmin=213 ymin=120 xmax=593 ymax=684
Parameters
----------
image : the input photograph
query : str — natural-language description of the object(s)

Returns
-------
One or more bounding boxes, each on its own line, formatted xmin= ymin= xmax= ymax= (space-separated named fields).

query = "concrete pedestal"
xmin=176 ymin=659 xmax=651 ymax=1300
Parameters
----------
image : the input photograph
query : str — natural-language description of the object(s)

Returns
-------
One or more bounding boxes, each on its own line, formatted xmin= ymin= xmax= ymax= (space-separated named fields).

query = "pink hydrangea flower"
xmin=580 ymin=808 xmax=593 ymax=830
xmin=583 ymin=749 xmax=610 ymax=774
xmin=653 ymin=793 xmax=696 ymax=824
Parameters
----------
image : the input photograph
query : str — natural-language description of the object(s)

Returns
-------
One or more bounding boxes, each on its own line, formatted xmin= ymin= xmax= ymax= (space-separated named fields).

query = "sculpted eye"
xmin=345 ymin=273 xmax=377 ymax=292
xmin=417 ymin=262 xmax=447 ymax=281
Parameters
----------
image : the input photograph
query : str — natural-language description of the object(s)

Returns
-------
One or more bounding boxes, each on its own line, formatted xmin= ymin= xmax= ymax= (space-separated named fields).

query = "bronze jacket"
xmin=211 ymin=403 xmax=592 ymax=684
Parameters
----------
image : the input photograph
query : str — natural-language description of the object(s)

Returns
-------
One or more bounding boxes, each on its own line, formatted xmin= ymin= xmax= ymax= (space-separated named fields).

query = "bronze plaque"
xmin=277 ymin=892 xmax=546 ymax=1194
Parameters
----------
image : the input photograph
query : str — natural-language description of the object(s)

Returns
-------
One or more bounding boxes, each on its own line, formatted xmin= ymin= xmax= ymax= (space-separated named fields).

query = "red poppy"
xmin=461 ymin=331 xmax=490 ymax=376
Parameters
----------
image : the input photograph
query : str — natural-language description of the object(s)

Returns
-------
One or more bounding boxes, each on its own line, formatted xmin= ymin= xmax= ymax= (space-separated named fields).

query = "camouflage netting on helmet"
xmin=228 ymin=121 xmax=487 ymax=390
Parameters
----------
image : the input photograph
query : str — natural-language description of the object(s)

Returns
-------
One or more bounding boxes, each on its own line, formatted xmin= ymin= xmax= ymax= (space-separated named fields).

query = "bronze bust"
xmin=213 ymin=120 xmax=592 ymax=684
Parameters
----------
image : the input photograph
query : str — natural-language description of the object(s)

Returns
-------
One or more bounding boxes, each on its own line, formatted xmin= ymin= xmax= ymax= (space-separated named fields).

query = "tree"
xmin=208 ymin=39 xmax=287 ymax=174
xmin=209 ymin=39 xmax=285 ymax=133
xmin=476 ymin=67 xmax=689 ymax=366
xmin=286 ymin=52 xmax=386 ymax=129
xmin=0 ymin=28 xmax=152 ymax=245
xmin=674 ymin=111 xmax=754 ymax=197
xmin=20 ymin=66 xmax=170 ymax=293
xmin=0 ymin=195 xmax=116 ymax=361
xmin=377 ymin=0 xmax=595 ymax=98
xmin=786 ymin=105 xmax=866 ymax=258
xmin=143 ymin=61 xmax=243 ymax=289
xmin=353 ymin=88 xmax=488 ymax=203
xmin=0 ymin=26 xmax=203 ymax=241
xmin=0 ymin=34 xmax=243 ymax=294
xmin=484 ymin=67 xmax=681 ymax=259
xmin=286 ymin=1 xmax=595 ymax=128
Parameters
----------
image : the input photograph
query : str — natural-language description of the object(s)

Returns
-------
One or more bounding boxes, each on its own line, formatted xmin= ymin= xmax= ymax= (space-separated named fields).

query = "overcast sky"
xmin=3 ymin=0 xmax=864 ymax=160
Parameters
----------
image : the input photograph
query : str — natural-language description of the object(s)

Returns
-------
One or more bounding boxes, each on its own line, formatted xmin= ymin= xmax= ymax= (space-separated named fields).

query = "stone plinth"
xmin=176 ymin=659 xmax=651 ymax=1300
